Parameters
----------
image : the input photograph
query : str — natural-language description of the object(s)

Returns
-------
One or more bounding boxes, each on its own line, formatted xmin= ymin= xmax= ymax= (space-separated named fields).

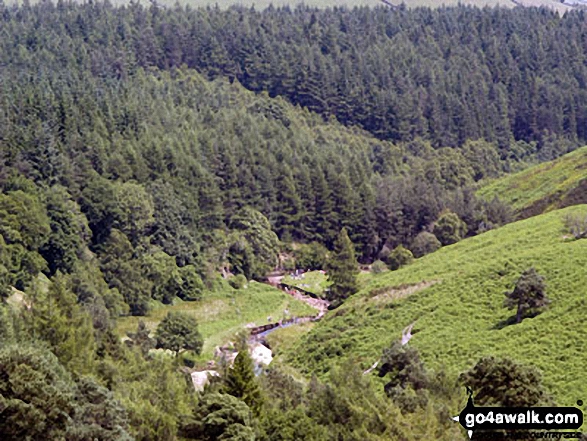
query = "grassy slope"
xmin=284 ymin=206 xmax=587 ymax=406
xmin=479 ymin=146 xmax=587 ymax=219
xmin=116 ymin=280 xmax=315 ymax=361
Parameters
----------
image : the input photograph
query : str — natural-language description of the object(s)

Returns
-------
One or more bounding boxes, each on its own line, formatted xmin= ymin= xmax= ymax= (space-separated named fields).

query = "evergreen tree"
xmin=126 ymin=320 xmax=156 ymax=358
xmin=26 ymin=273 xmax=97 ymax=376
xmin=224 ymin=349 xmax=264 ymax=416
xmin=326 ymin=228 xmax=359 ymax=307
xmin=179 ymin=392 xmax=255 ymax=441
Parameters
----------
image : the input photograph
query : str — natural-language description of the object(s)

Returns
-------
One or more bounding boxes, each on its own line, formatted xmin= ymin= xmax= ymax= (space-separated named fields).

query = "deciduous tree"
xmin=504 ymin=268 xmax=549 ymax=324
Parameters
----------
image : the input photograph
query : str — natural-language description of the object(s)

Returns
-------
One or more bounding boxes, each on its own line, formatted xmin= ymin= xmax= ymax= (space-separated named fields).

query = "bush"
xmin=385 ymin=245 xmax=414 ymax=271
xmin=459 ymin=357 xmax=547 ymax=407
xmin=371 ymin=260 xmax=387 ymax=274
xmin=433 ymin=211 xmax=468 ymax=246
xmin=410 ymin=232 xmax=441 ymax=258
xmin=504 ymin=268 xmax=549 ymax=324
xmin=229 ymin=274 xmax=247 ymax=290
xmin=564 ymin=213 xmax=587 ymax=239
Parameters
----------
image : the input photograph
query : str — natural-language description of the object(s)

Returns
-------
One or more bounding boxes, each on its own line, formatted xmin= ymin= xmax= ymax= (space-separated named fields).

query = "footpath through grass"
xmin=285 ymin=206 xmax=587 ymax=407
xmin=116 ymin=279 xmax=315 ymax=361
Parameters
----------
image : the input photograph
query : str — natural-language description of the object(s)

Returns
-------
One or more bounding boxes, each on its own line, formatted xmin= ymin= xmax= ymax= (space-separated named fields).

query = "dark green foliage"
xmin=371 ymin=260 xmax=387 ymax=274
xmin=459 ymin=357 xmax=547 ymax=407
xmin=114 ymin=181 xmax=155 ymax=246
xmin=224 ymin=350 xmax=264 ymax=416
xmin=260 ymin=407 xmax=329 ymax=441
xmin=294 ymin=242 xmax=329 ymax=271
xmin=66 ymin=377 xmax=133 ymax=441
xmin=229 ymin=207 xmax=279 ymax=280
xmin=40 ymin=186 xmax=90 ymax=275
xmin=126 ymin=321 xmax=156 ymax=358
xmin=504 ymin=268 xmax=550 ymax=324
xmin=378 ymin=342 xmax=428 ymax=401
xmin=155 ymin=312 xmax=203 ymax=357
xmin=0 ymin=3 xmax=584 ymax=438
xmin=385 ymin=245 xmax=414 ymax=271
xmin=433 ymin=211 xmax=468 ymax=246
xmin=179 ymin=392 xmax=255 ymax=441
xmin=0 ymin=345 xmax=76 ymax=440
xmin=79 ymin=176 xmax=123 ymax=246
xmin=25 ymin=274 xmax=97 ymax=375
xmin=141 ymin=250 xmax=181 ymax=304
xmin=228 ymin=238 xmax=257 ymax=281
xmin=326 ymin=228 xmax=359 ymax=307
xmin=177 ymin=265 xmax=205 ymax=301
xmin=148 ymin=180 xmax=201 ymax=267
xmin=410 ymin=232 xmax=442 ymax=258
xmin=0 ymin=189 xmax=50 ymax=290
xmin=98 ymin=230 xmax=152 ymax=316
xmin=70 ymin=259 xmax=129 ymax=321
xmin=0 ymin=345 xmax=131 ymax=441
xmin=307 ymin=362 xmax=413 ymax=440
xmin=229 ymin=274 xmax=248 ymax=290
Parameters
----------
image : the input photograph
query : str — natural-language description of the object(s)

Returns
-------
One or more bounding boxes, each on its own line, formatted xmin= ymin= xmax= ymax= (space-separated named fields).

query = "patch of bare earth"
xmin=369 ymin=280 xmax=440 ymax=303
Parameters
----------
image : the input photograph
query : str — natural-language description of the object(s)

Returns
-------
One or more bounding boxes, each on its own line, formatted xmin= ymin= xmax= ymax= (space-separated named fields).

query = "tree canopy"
xmin=155 ymin=312 xmax=203 ymax=357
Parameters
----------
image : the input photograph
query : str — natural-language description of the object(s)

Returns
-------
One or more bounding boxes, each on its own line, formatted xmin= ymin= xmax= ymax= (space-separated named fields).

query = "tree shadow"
xmin=492 ymin=311 xmax=541 ymax=330
xmin=492 ymin=316 xmax=518 ymax=330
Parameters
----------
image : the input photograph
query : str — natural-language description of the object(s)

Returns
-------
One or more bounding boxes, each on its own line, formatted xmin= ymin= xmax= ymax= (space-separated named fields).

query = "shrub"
xmin=410 ymin=232 xmax=442 ymax=258
xmin=433 ymin=211 xmax=468 ymax=245
xmin=229 ymin=274 xmax=247 ymax=290
xmin=504 ymin=268 xmax=549 ymax=324
xmin=371 ymin=260 xmax=387 ymax=274
xmin=564 ymin=213 xmax=587 ymax=239
xmin=385 ymin=245 xmax=414 ymax=271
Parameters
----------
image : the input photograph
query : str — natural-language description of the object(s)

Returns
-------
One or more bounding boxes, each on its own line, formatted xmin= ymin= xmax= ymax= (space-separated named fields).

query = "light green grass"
xmin=286 ymin=206 xmax=587 ymax=407
xmin=265 ymin=321 xmax=315 ymax=357
xmin=282 ymin=270 xmax=331 ymax=298
xmin=116 ymin=280 xmax=315 ymax=360
xmin=479 ymin=146 xmax=587 ymax=217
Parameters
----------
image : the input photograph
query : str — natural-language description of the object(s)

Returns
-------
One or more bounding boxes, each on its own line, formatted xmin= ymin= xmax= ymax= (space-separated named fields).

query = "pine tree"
xmin=326 ymin=228 xmax=359 ymax=307
xmin=224 ymin=349 xmax=264 ymax=416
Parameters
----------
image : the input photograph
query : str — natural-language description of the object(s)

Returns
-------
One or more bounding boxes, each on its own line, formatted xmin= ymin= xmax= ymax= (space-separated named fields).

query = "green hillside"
xmin=285 ymin=206 xmax=587 ymax=406
xmin=479 ymin=146 xmax=587 ymax=219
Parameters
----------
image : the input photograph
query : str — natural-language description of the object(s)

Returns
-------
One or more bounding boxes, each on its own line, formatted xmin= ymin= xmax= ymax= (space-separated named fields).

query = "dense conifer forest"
xmin=1 ymin=1 xmax=587 ymax=439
